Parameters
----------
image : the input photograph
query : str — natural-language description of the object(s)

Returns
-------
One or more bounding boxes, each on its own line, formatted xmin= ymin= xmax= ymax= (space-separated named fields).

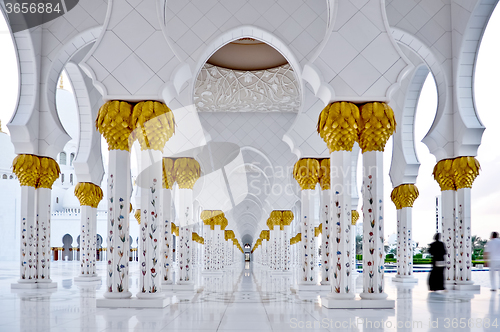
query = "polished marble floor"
xmin=0 ymin=261 xmax=499 ymax=331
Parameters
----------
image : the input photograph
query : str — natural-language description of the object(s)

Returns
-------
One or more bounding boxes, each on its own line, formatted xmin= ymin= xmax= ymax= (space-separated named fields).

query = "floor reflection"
xmin=0 ymin=261 xmax=498 ymax=331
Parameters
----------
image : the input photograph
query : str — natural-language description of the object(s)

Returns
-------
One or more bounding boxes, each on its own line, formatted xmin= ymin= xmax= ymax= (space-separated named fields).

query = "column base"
xmin=103 ymin=291 xmax=133 ymax=299
xmin=359 ymin=292 xmax=389 ymax=300
xmin=296 ymin=283 xmax=329 ymax=292
xmin=271 ymin=271 xmax=292 ymax=277
xmin=453 ymin=283 xmax=480 ymax=291
xmin=12 ymin=280 xmax=37 ymax=289
xmin=202 ymin=271 xmax=224 ymax=276
xmin=321 ymin=297 xmax=395 ymax=309
xmin=171 ymin=283 xmax=197 ymax=291
xmin=161 ymin=280 xmax=174 ymax=286
xmin=320 ymin=280 xmax=330 ymax=285
xmin=97 ymin=297 xmax=170 ymax=308
xmin=392 ymin=276 xmax=418 ymax=283
xmin=74 ymin=276 xmax=101 ymax=283
xmin=136 ymin=291 xmax=165 ymax=299
xmin=11 ymin=280 xmax=57 ymax=289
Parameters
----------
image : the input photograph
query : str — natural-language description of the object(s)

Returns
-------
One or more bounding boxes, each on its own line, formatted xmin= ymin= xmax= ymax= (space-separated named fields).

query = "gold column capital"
xmin=433 ymin=158 xmax=455 ymax=191
xmin=269 ymin=210 xmax=282 ymax=230
xmin=358 ymin=102 xmax=396 ymax=153
xmin=390 ymin=184 xmax=419 ymax=210
xmin=224 ymin=230 xmax=235 ymax=241
xmin=453 ymin=156 xmax=480 ymax=189
xmin=315 ymin=225 xmax=321 ymax=237
xmin=318 ymin=158 xmax=330 ymax=190
xmin=12 ymin=154 xmax=40 ymax=188
xmin=131 ymin=101 xmax=175 ymax=151
xmin=174 ymin=158 xmax=201 ymax=189
xmin=162 ymin=158 xmax=175 ymax=189
xmin=37 ymin=157 xmax=61 ymax=189
xmin=260 ymin=230 xmax=270 ymax=241
xmin=134 ymin=209 xmax=141 ymax=225
xmin=201 ymin=210 xmax=215 ymax=230
xmin=317 ymin=101 xmax=360 ymax=152
xmin=293 ymin=158 xmax=320 ymax=190
xmin=281 ymin=210 xmax=294 ymax=230
xmin=74 ymin=182 xmax=103 ymax=208
xmin=171 ymin=222 xmax=179 ymax=236
xmin=351 ymin=210 xmax=359 ymax=225
xmin=96 ymin=100 xmax=134 ymax=151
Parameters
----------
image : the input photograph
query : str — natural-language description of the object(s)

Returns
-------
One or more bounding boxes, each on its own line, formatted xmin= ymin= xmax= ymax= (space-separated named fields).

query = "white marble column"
xmin=453 ymin=157 xmax=480 ymax=289
xmin=202 ymin=223 xmax=212 ymax=271
xmin=36 ymin=187 xmax=53 ymax=284
xmin=104 ymin=150 xmax=132 ymax=299
xmin=391 ymin=184 xmax=418 ymax=283
xmin=161 ymin=188 xmax=173 ymax=284
xmin=301 ymin=189 xmax=316 ymax=284
xmin=455 ymin=187 xmax=473 ymax=285
xmin=161 ymin=158 xmax=174 ymax=285
xmin=283 ymin=225 xmax=290 ymax=271
xmin=441 ymin=190 xmax=456 ymax=283
xmin=18 ymin=185 xmax=37 ymax=285
xmin=74 ymin=182 xmax=103 ymax=282
xmin=360 ymin=151 xmax=387 ymax=300
xmin=320 ymin=186 xmax=330 ymax=284
xmin=137 ymin=149 xmax=163 ymax=297
xmin=326 ymin=151 xmax=354 ymax=298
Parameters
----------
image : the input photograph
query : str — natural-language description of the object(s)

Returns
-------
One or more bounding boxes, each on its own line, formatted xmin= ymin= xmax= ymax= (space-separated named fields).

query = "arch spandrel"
xmin=4 ymin=0 xmax=107 ymax=158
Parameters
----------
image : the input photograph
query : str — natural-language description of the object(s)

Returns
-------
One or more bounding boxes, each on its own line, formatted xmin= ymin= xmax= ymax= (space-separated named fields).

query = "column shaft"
xmin=455 ymin=188 xmax=472 ymax=284
xmin=80 ymin=206 xmax=98 ymax=277
xmin=396 ymin=207 xmax=413 ymax=278
xmin=138 ymin=149 xmax=163 ymax=296
xmin=360 ymin=151 xmax=387 ymax=299
xmin=19 ymin=186 xmax=37 ymax=282
xmin=104 ymin=150 xmax=132 ymax=298
xmin=36 ymin=188 xmax=52 ymax=281
xmin=441 ymin=190 xmax=456 ymax=282
xmin=162 ymin=188 xmax=173 ymax=284
xmin=301 ymin=189 xmax=316 ymax=284
xmin=320 ymin=189 xmax=330 ymax=284
xmin=328 ymin=150 xmax=354 ymax=298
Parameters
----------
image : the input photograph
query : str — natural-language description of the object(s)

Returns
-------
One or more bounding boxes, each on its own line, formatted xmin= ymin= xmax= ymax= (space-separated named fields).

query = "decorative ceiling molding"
xmin=194 ymin=64 xmax=300 ymax=113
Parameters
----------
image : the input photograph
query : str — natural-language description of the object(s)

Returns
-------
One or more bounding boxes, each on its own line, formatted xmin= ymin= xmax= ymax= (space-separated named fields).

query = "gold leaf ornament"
xmin=293 ymin=158 xmax=320 ymax=190
xmin=162 ymin=158 xmax=175 ymax=189
xmin=38 ymin=157 xmax=61 ymax=189
xmin=351 ymin=210 xmax=360 ymax=225
xmin=96 ymin=101 xmax=135 ymax=151
xmin=317 ymin=101 xmax=360 ymax=152
xmin=74 ymin=182 xmax=103 ymax=208
xmin=12 ymin=154 xmax=40 ymax=188
xmin=135 ymin=209 xmax=141 ymax=225
xmin=318 ymin=158 xmax=330 ymax=190
xmin=453 ymin=157 xmax=480 ymax=189
xmin=432 ymin=159 xmax=456 ymax=191
xmin=174 ymin=158 xmax=201 ymax=189
xmin=358 ymin=102 xmax=396 ymax=152
xmin=390 ymin=184 xmax=419 ymax=210
xmin=131 ymin=101 xmax=175 ymax=151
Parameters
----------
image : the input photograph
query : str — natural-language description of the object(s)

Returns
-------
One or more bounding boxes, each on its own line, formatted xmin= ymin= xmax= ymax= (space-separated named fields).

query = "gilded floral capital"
xmin=293 ymin=158 xmax=320 ymax=190
xmin=317 ymin=101 xmax=360 ymax=152
xmin=74 ymin=182 xmax=103 ymax=208
xmin=174 ymin=158 xmax=201 ymax=189
xmin=131 ymin=101 xmax=175 ymax=151
xmin=358 ymin=102 xmax=396 ymax=153
xmin=162 ymin=158 xmax=175 ymax=189
xmin=96 ymin=100 xmax=134 ymax=151
xmin=390 ymin=184 xmax=419 ymax=210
